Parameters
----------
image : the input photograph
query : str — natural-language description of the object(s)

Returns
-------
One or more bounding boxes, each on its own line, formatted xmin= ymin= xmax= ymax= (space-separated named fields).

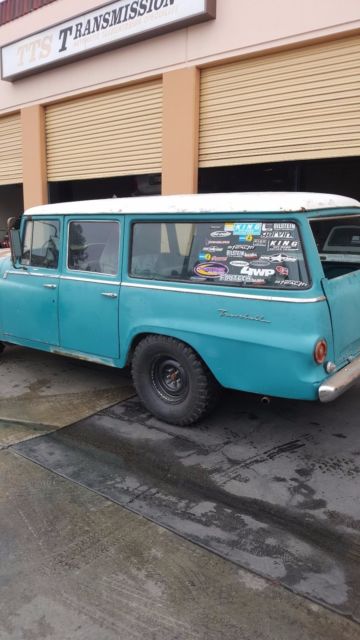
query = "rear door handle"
xmin=101 ymin=292 xmax=118 ymax=298
xmin=43 ymin=284 xmax=57 ymax=289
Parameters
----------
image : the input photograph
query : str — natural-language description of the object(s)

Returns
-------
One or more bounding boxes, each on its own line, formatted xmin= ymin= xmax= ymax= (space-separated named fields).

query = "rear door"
xmin=322 ymin=274 xmax=360 ymax=363
xmin=59 ymin=218 xmax=121 ymax=359
xmin=311 ymin=215 xmax=360 ymax=363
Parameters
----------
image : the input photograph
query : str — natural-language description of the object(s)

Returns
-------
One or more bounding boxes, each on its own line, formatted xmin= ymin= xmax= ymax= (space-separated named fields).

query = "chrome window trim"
xmin=5 ymin=270 xmax=59 ymax=279
xmin=60 ymin=275 xmax=121 ymax=286
xmin=122 ymin=282 xmax=325 ymax=304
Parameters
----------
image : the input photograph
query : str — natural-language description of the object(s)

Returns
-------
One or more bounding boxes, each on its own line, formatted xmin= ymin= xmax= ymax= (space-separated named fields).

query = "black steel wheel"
xmin=131 ymin=335 xmax=220 ymax=426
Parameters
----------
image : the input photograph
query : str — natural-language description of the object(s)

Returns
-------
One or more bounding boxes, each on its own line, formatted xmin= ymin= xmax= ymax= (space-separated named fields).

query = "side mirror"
xmin=9 ymin=229 xmax=22 ymax=267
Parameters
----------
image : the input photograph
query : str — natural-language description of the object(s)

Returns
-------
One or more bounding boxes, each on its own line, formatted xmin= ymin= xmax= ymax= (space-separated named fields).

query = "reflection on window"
xmin=130 ymin=221 xmax=310 ymax=290
xmin=68 ymin=221 xmax=119 ymax=275
xmin=21 ymin=219 xmax=60 ymax=269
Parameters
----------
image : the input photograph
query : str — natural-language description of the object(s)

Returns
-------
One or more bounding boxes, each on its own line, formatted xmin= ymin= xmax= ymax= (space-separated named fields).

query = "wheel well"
xmin=126 ymin=333 xmax=152 ymax=366
xmin=126 ymin=332 xmax=219 ymax=384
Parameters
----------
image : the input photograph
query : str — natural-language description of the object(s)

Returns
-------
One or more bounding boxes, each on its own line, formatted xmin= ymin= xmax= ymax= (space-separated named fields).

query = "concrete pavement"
xmin=0 ymin=345 xmax=360 ymax=638
xmin=1 ymin=448 xmax=359 ymax=640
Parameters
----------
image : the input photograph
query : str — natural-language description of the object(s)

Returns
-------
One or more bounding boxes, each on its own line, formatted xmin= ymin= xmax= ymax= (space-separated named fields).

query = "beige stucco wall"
xmin=0 ymin=0 xmax=359 ymax=113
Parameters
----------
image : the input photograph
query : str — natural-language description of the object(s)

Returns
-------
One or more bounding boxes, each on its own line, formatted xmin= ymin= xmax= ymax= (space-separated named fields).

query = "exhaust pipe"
xmin=260 ymin=396 xmax=270 ymax=405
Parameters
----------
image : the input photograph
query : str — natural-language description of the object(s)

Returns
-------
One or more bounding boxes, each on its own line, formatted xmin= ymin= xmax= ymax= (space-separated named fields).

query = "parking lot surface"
xmin=1 ymin=347 xmax=360 ymax=637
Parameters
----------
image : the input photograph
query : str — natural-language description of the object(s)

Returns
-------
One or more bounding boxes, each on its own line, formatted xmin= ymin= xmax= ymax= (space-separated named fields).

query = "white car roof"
xmin=25 ymin=192 xmax=360 ymax=216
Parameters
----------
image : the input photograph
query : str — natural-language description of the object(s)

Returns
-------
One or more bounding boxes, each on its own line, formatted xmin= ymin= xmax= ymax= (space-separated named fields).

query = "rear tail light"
xmin=314 ymin=339 xmax=327 ymax=364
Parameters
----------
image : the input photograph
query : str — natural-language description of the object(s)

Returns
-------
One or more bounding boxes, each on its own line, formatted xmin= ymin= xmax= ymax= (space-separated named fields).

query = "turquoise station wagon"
xmin=3 ymin=191 xmax=360 ymax=425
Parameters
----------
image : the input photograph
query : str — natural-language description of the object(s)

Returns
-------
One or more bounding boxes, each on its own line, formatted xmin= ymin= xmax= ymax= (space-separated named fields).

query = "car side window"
xmin=21 ymin=219 xmax=60 ymax=269
xmin=130 ymin=220 xmax=310 ymax=289
xmin=67 ymin=221 xmax=120 ymax=275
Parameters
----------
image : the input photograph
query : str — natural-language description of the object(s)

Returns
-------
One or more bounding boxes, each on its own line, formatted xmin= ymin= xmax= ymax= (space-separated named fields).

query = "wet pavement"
xmin=1 ymin=346 xmax=360 ymax=637
xmin=12 ymin=384 xmax=360 ymax=622
xmin=1 ymin=448 xmax=360 ymax=640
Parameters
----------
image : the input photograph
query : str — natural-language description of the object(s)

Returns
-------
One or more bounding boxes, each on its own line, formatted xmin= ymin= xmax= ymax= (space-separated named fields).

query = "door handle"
xmin=101 ymin=292 xmax=118 ymax=298
xmin=43 ymin=283 xmax=57 ymax=289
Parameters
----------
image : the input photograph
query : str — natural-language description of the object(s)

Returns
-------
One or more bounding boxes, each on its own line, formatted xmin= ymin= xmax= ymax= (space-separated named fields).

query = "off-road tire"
xmin=131 ymin=335 xmax=220 ymax=426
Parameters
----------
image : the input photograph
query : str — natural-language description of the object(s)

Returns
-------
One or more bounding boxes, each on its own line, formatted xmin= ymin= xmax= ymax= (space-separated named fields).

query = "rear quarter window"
xmin=130 ymin=220 xmax=310 ymax=290
xmin=310 ymin=216 xmax=360 ymax=279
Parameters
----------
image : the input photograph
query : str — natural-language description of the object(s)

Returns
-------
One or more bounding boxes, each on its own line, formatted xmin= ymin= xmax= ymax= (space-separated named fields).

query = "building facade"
xmin=0 ymin=0 xmax=359 ymax=240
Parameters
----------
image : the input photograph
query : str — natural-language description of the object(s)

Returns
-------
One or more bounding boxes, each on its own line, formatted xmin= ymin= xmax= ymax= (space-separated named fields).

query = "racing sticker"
xmin=230 ymin=260 xmax=250 ymax=268
xmin=210 ymin=230 xmax=232 ymax=238
xmin=275 ymin=265 xmax=289 ymax=276
xmin=230 ymin=259 xmax=275 ymax=278
xmin=260 ymin=253 xmax=297 ymax=263
xmin=275 ymin=279 xmax=308 ymax=288
xmin=198 ymin=252 xmax=213 ymax=261
xmin=233 ymin=223 xmax=262 ymax=237
xmin=262 ymin=231 xmax=295 ymax=239
xmin=219 ymin=274 xmax=266 ymax=284
xmin=268 ymin=239 xmax=299 ymax=251
xmin=204 ymin=239 xmax=230 ymax=245
xmin=202 ymin=246 xmax=224 ymax=253
xmin=273 ymin=223 xmax=296 ymax=230
xmin=194 ymin=262 xmax=229 ymax=278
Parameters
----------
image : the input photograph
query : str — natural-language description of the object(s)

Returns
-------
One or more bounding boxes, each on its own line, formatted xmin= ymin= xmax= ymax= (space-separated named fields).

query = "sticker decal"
xmin=274 ymin=223 xmax=296 ymax=230
xmin=205 ymin=240 xmax=230 ymax=245
xmin=194 ymin=262 xmax=229 ymax=278
xmin=233 ymin=223 xmax=262 ymax=237
xmin=262 ymin=231 xmax=294 ymax=239
xmin=198 ymin=252 xmax=212 ymax=261
xmin=230 ymin=260 xmax=249 ymax=268
xmin=275 ymin=265 xmax=289 ymax=276
xmin=261 ymin=253 xmax=297 ymax=263
xmin=240 ymin=264 xmax=275 ymax=278
xmin=268 ymin=240 xmax=299 ymax=251
xmin=202 ymin=246 xmax=224 ymax=253
xmin=275 ymin=279 xmax=308 ymax=288
xmin=210 ymin=231 xmax=232 ymax=238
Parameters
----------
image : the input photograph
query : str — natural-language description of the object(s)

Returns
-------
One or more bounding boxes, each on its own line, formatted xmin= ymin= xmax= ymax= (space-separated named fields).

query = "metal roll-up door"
xmin=0 ymin=113 xmax=22 ymax=185
xmin=200 ymin=36 xmax=360 ymax=168
xmin=46 ymin=79 xmax=162 ymax=181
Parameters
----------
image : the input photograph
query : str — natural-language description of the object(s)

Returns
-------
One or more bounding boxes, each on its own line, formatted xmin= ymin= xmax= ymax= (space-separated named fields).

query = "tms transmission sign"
xmin=1 ymin=0 xmax=216 ymax=81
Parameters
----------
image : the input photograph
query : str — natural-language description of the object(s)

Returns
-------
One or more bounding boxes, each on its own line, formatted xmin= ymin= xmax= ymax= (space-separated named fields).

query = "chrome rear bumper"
xmin=318 ymin=354 xmax=360 ymax=402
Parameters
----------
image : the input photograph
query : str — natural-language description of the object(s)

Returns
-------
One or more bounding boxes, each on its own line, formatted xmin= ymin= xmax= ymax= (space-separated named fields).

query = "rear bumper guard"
xmin=318 ymin=355 xmax=360 ymax=402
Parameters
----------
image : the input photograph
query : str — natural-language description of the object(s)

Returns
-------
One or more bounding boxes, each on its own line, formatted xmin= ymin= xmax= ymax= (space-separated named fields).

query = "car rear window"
xmin=130 ymin=220 xmax=310 ymax=290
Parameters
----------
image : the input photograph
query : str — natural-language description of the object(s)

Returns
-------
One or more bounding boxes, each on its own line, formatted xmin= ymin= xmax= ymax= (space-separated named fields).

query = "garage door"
xmin=0 ymin=113 xmax=22 ymax=185
xmin=200 ymin=36 xmax=360 ymax=167
xmin=46 ymin=79 xmax=162 ymax=181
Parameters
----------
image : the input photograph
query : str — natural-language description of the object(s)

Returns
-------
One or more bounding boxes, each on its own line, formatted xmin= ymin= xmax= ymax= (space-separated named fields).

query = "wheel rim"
xmin=150 ymin=356 xmax=189 ymax=404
